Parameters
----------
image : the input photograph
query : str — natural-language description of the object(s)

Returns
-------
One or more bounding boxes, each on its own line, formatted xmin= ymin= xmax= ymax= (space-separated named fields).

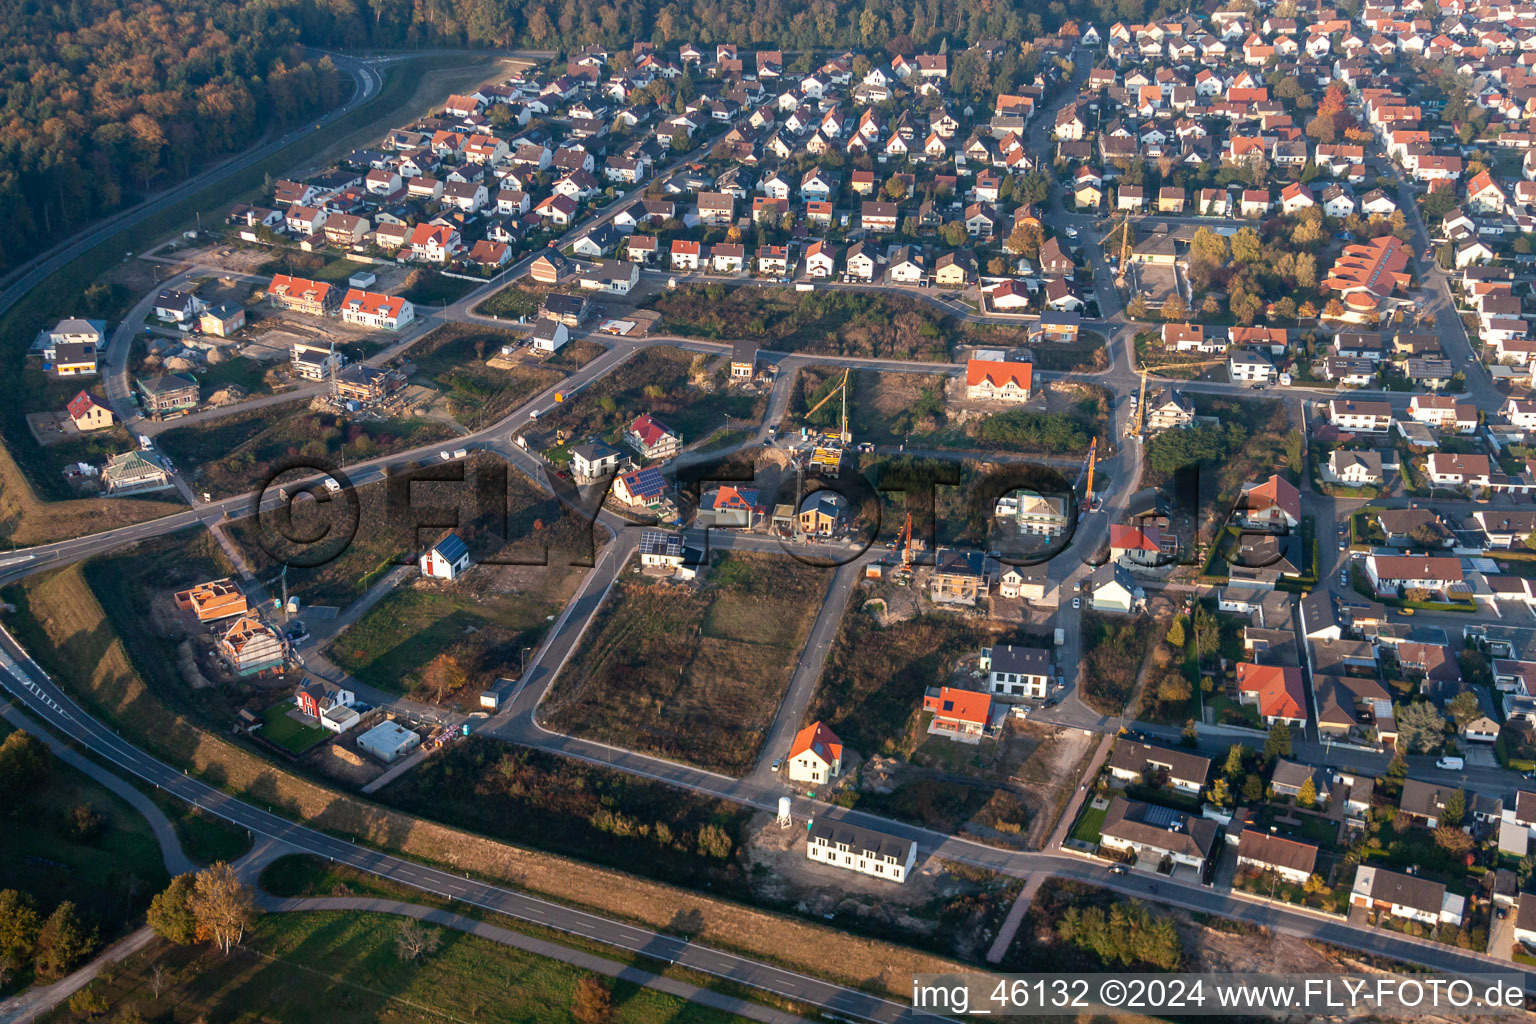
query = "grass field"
xmin=380 ymin=740 xmax=753 ymax=894
xmin=331 ymin=584 xmax=565 ymax=701
xmin=57 ymin=911 xmax=757 ymax=1024
xmin=155 ymin=401 xmax=457 ymax=499
xmin=1068 ymin=804 xmax=1107 ymax=845
xmin=260 ymin=703 xmax=331 ymax=754
xmin=140 ymin=786 xmax=252 ymax=865
xmin=541 ymin=553 xmax=828 ymax=774
xmin=0 ymin=721 xmax=169 ymax=992
xmin=399 ymin=270 xmax=480 ymax=307
xmin=409 ymin=323 xmax=564 ymax=429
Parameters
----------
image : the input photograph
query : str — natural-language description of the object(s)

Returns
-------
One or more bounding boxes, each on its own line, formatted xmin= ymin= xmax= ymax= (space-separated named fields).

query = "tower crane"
xmin=803 ymin=367 xmax=852 ymax=443
xmin=1132 ymin=359 xmax=1227 ymax=436
xmin=895 ymin=511 xmax=914 ymax=571
xmin=1114 ymin=211 xmax=1134 ymax=288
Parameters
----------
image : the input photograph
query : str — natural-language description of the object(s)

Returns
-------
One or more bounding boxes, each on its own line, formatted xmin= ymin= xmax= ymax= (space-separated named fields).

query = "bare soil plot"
xmin=407 ymin=323 xmax=565 ymax=429
xmin=541 ymin=552 xmax=829 ymax=774
xmin=228 ymin=452 xmax=594 ymax=607
xmin=155 ymin=400 xmax=457 ymax=499
xmin=519 ymin=345 xmax=763 ymax=452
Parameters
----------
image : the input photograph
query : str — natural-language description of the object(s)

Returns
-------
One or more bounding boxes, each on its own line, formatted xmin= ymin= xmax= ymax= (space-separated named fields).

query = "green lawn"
xmin=62 ymin=910 xmax=759 ymax=1024
xmin=1070 ymin=804 xmax=1107 ymax=845
xmin=142 ymin=785 xmax=253 ymax=864
xmin=331 ymin=586 xmax=562 ymax=701
xmin=260 ymin=703 xmax=330 ymax=754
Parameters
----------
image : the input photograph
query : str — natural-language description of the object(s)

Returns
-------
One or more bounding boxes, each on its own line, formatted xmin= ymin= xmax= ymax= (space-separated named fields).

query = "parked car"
xmin=771 ymin=758 xmax=782 ymax=772
xmin=1072 ymin=597 xmax=1081 ymax=609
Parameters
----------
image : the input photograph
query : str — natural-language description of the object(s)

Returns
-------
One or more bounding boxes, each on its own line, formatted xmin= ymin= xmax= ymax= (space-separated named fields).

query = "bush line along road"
xmin=0 ymin=38 xmax=1531 ymax=1020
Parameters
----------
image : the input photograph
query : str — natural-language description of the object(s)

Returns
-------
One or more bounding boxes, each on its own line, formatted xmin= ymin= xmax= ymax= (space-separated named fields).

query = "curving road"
xmin=0 ymin=53 xmax=388 ymax=326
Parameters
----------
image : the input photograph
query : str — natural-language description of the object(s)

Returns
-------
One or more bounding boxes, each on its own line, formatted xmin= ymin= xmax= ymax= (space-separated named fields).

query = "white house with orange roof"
xmin=787 ymin=721 xmax=844 ymax=783
xmin=964 ymin=358 xmax=1032 ymax=402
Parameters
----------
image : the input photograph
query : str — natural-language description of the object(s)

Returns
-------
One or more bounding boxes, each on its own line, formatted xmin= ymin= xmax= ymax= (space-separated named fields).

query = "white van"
xmin=322 ymin=477 xmax=342 ymax=494
xmin=1435 ymin=756 xmax=1464 ymax=771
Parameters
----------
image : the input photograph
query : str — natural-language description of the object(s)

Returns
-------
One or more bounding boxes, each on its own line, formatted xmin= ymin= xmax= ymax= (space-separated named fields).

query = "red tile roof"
xmin=789 ymin=721 xmax=843 ymax=764
xmin=1236 ymin=663 xmax=1306 ymax=721
xmin=923 ymin=686 xmax=992 ymax=726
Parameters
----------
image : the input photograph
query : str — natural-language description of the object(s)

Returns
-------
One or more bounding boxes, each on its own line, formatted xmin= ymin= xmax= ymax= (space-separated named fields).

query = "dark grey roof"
xmin=989 ymin=644 xmax=1051 ymax=676
xmin=809 ymin=814 xmax=915 ymax=863
xmin=1107 ymin=740 xmax=1210 ymax=786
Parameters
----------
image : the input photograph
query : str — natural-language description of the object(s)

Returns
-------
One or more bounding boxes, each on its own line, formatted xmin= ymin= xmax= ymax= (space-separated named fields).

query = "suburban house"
xmin=787 ymin=721 xmax=843 ymax=784
xmin=1350 ymin=865 xmax=1464 ymax=927
xmin=1236 ymin=663 xmax=1307 ymax=726
xmin=49 ymin=341 xmax=98 ymax=377
xmin=102 ymin=450 xmax=171 ymax=494
xmin=419 ymin=532 xmax=471 ymax=581
xmin=1099 ymin=796 xmax=1218 ymax=874
xmin=154 ymin=286 xmax=206 ymax=323
xmin=294 ymin=680 xmax=359 ymax=734
xmin=173 ymin=579 xmax=248 ymax=621
xmin=1363 ymin=554 xmax=1464 ymax=598
xmin=1089 ymin=561 xmax=1137 ymax=612
xmin=1235 ymin=829 xmax=1318 ymax=884
xmin=267 ymin=275 xmax=339 ymax=316
xmin=570 ymin=441 xmax=624 ymax=483
xmin=980 ymin=644 xmax=1051 ymax=699
xmin=922 ymin=686 xmax=993 ymax=742
xmin=807 ymin=815 xmax=917 ymax=883
xmin=531 ymin=318 xmax=569 ymax=353
xmin=994 ymin=491 xmax=1068 ymax=536
xmin=1237 ymin=475 xmax=1301 ymax=532
xmin=612 ymin=467 xmax=668 ymax=509
xmin=340 ymin=290 xmax=414 ymax=331
xmin=929 ymin=548 xmax=988 ymax=605
xmin=964 ymin=358 xmax=1033 ymax=402
xmin=134 ymin=373 xmax=199 ymax=417
xmin=626 ymin=413 xmax=681 ymax=461
xmin=1106 ymin=740 xmax=1211 ymax=794
xmin=731 ymin=341 xmax=757 ymax=381
xmin=638 ymin=530 xmax=686 ymax=571
xmin=1329 ymin=399 xmax=1394 ymax=433
xmin=65 ymin=391 xmax=112 ymax=432
xmin=697 ymin=485 xmax=764 ymax=529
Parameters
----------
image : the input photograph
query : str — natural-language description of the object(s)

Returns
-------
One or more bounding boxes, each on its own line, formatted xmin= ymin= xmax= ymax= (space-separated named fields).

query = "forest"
xmin=289 ymin=0 xmax=1146 ymax=54
xmin=0 ymin=0 xmax=344 ymax=272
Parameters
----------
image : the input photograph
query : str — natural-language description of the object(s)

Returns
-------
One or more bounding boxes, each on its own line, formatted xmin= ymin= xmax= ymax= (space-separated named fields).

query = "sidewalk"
xmin=259 ymin=896 xmax=811 ymax=1024
xmin=985 ymin=731 xmax=1116 ymax=964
